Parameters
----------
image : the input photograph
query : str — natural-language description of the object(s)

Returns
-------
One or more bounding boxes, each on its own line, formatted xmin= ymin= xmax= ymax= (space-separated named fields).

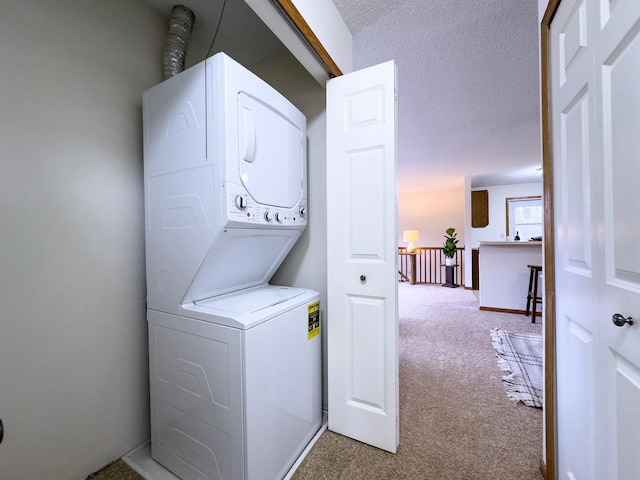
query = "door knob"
xmin=612 ymin=313 xmax=634 ymax=327
xmin=360 ymin=275 xmax=366 ymax=282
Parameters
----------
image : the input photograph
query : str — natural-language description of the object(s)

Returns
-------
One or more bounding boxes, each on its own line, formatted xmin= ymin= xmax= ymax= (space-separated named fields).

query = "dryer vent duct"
xmin=162 ymin=5 xmax=195 ymax=80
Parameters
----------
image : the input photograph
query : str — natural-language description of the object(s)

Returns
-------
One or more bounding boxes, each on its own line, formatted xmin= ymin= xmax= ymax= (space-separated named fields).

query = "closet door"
xmin=550 ymin=0 xmax=640 ymax=478
xmin=326 ymin=60 xmax=399 ymax=453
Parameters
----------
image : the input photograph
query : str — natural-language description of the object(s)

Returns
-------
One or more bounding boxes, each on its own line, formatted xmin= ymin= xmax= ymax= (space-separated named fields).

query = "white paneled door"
xmin=550 ymin=0 xmax=640 ymax=478
xmin=326 ymin=60 xmax=399 ymax=453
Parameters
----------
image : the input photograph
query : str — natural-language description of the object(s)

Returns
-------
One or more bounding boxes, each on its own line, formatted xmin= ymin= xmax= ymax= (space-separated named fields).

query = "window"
xmin=506 ymin=196 xmax=543 ymax=240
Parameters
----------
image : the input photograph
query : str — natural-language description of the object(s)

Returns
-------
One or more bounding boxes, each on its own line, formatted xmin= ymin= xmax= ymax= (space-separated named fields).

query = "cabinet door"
xmin=471 ymin=190 xmax=489 ymax=227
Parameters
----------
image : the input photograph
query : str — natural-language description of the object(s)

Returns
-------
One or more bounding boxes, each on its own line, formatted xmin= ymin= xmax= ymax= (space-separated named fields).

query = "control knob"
xmin=234 ymin=195 xmax=247 ymax=210
xmin=299 ymin=206 xmax=306 ymax=217
xmin=264 ymin=211 xmax=272 ymax=222
xmin=275 ymin=212 xmax=282 ymax=222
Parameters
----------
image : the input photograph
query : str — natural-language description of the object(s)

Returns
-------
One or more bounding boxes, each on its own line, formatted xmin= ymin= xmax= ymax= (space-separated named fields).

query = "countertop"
xmin=478 ymin=241 xmax=542 ymax=246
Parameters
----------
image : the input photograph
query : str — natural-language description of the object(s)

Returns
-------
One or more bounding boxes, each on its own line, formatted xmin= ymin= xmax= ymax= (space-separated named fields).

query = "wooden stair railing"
xmin=398 ymin=246 xmax=465 ymax=286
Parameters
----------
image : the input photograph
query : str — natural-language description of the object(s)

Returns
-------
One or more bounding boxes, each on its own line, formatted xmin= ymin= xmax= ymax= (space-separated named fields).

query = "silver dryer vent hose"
xmin=162 ymin=5 xmax=195 ymax=80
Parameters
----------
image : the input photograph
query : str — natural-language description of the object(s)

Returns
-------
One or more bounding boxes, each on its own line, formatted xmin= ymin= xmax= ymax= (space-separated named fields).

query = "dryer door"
xmin=238 ymin=92 xmax=305 ymax=209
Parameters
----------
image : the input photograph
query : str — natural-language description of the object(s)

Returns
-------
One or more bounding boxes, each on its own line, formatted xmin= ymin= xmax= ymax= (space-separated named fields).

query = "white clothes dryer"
xmin=143 ymin=52 xmax=308 ymax=314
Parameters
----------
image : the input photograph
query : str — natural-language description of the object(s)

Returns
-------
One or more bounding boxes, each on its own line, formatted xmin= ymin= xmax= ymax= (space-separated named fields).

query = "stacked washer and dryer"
xmin=142 ymin=53 xmax=322 ymax=480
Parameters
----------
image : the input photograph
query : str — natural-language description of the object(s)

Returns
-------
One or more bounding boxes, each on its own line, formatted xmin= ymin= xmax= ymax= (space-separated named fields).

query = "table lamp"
xmin=403 ymin=230 xmax=419 ymax=253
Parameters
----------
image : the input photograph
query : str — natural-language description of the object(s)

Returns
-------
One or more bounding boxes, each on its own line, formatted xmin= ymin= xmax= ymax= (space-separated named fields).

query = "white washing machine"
xmin=142 ymin=53 xmax=321 ymax=480
xmin=148 ymin=285 xmax=321 ymax=480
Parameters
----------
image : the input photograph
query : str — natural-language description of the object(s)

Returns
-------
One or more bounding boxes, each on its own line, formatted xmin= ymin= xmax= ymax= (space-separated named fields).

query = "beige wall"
xmin=400 ymin=182 xmax=543 ymax=288
xmin=398 ymin=187 xmax=465 ymax=249
xmin=0 ymin=1 xmax=165 ymax=477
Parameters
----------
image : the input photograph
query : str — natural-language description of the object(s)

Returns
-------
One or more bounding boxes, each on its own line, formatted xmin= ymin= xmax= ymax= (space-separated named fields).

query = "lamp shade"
xmin=403 ymin=230 xmax=419 ymax=242
xmin=403 ymin=230 xmax=419 ymax=252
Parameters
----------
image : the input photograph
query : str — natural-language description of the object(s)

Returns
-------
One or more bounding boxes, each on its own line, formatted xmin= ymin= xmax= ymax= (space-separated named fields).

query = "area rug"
xmin=490 ymin=329 xmax=543 ymax=408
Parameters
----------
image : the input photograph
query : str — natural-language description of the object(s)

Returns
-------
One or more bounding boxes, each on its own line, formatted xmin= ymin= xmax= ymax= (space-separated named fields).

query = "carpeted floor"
xmin=291 ymin=284 xmax=543 ymax=480
xmin=89 ymin=283 xmax=543 ymax=480
xmin=87 ymin=460 xmax=143 ymax=480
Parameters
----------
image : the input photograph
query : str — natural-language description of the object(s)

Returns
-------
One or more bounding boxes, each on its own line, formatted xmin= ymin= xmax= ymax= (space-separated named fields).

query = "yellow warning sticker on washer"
xmin=308 ymin=301 xmax=320 ymax=340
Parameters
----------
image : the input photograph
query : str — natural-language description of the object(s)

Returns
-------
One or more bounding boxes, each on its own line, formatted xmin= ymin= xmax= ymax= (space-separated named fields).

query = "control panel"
xmin=224 ymin=183 xmax=306 ymax=227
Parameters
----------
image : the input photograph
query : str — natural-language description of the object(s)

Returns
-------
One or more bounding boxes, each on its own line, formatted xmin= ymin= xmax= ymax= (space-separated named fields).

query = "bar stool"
xmin=526 ymin=265 xmax=543 ymax=323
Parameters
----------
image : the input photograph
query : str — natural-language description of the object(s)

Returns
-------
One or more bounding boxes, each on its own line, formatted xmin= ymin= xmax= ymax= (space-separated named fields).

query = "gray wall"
xmin=0 ymin=1 xmax=165 ymax=477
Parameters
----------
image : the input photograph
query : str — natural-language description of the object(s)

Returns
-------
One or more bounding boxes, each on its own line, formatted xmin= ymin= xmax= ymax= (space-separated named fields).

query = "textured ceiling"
xmin=333 ymin=0 xmax=542 ymax=191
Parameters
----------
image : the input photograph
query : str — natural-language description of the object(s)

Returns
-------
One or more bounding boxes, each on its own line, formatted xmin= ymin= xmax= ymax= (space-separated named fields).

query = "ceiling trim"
xmin=272 ymin=0 xmax=343 ymax=77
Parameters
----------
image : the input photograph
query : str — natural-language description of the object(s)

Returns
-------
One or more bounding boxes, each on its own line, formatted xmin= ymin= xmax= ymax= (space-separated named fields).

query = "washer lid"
xmin=182 ymin=285 xmax=318 ymax=329
xmin=238 ymin=92 xmax=304 ymax=208
xmin=195 ymin=285 xmax=304 ymax=314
